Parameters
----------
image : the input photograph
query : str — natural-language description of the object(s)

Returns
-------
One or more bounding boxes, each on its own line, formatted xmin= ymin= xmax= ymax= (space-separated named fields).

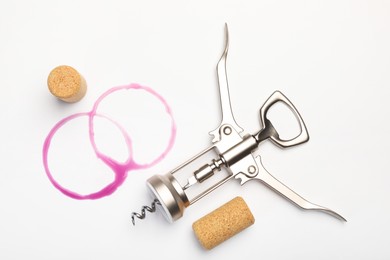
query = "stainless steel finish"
xmin=194 ymin=159 xmax=223 ymax=183
xmin=223 ymin=126 xmax=232 ymax=135
xmin=146 ymin=174 xmax=189 ymax=223
xmin=189 ymin=175 xmax=234 ymax=205
xmin=236 ymin=156 xmax=347 ymax=221
xmin=229 ymin=153 xmax=259 ymax=178
xmin=256 ymin=91 xmax=309 ymax=147
xmin=183 ymin=175 xmax=197 ymax=190
xmin=180 ymin=146 xmax=219 ymax=190
xmin=209 ymin=23 xmax=243 ymax=143
xmin=215 ymin=124 xmax=245 ymax=157
xmin=131 ymin=199 xmax=161 ymax=225
xmin=184 ymin=129 xmax=255 ymax=190
xmin=222 ymin=135 xmax=258 ymax=166
xmin=132 ymin=24 xmax=346 ymax=225
xmin=171 ymin=146 xmax=215 ymax=176
xmin=184 ymin=158 xmax=224 ymax=190
xmin=194 ymin=164 xmax=215 ymax=183
xmin=248 ymin=165 xmax=256 ymax=174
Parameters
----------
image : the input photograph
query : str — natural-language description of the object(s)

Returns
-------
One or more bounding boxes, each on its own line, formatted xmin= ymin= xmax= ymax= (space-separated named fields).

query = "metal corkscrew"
xmin=131 ymin=199 xmax=160 ymax=225
xmin=131 ymin=24 xmax=346 ymax=225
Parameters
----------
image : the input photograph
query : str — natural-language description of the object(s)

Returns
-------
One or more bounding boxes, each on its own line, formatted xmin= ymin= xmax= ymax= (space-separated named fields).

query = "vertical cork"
xmin=192 ymin=196 xmax=255 ymax=250
xmin=47 ymin=65 xmax=87 ymax=103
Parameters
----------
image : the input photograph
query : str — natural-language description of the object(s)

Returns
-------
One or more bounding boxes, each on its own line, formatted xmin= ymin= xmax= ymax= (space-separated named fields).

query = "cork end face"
xmin=192 ymin=196 xmax=255 ymax=250
xmin=47 ymin=65 xmax=87 ymax=103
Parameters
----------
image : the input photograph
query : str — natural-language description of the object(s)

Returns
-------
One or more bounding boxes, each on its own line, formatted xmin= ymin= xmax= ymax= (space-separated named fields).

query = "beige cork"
xmin=47 ymin=65 xmax=87 ymax=103
xmin=192 ymin=196 xmax=255 ymax=250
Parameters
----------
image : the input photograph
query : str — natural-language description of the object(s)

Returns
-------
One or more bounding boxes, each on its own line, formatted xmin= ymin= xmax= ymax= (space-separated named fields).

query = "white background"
xmin=1 ymin=0 xmax=389 ymax=259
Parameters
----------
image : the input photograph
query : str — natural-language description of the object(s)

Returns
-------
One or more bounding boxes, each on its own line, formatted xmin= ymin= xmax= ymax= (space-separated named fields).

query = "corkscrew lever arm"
xmin=209 ymin=23 xmax=243 ymax=143
xmin=237 ymin=156 xmax=347 ymax=222
xmin=235 ymin=91 xmax=346 ymax=221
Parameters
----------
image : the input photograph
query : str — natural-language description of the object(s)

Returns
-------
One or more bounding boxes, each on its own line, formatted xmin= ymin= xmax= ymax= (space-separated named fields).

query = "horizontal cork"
xmin=192 ymin=196 xmax=255 ymax=250
xmin=47 ymin=65 xmax=87 ymax=103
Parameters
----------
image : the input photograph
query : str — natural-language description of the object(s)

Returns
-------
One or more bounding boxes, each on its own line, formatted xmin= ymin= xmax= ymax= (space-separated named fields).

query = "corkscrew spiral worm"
xmin=131 ymin=199 xmax=161 ymax=225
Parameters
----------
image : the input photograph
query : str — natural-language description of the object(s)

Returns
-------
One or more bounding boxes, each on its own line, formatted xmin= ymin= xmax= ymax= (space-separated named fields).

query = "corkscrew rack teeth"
xmin=131 ymin=23 xmax=345 ymax=225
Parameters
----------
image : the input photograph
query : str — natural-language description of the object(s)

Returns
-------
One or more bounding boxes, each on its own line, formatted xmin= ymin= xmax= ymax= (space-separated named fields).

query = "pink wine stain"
xmin=43 ymin=83 xmax=176 ymax=200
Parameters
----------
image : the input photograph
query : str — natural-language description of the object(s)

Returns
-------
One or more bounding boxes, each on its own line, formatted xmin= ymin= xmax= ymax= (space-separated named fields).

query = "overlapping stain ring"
xmin=43 ymin=83 xmax=176 ymax=199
